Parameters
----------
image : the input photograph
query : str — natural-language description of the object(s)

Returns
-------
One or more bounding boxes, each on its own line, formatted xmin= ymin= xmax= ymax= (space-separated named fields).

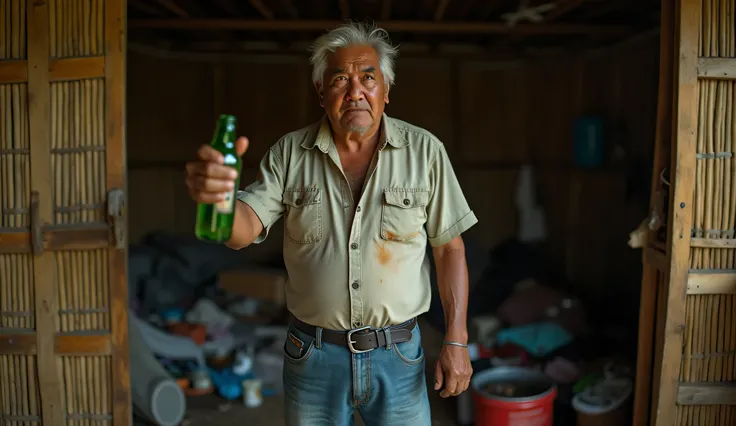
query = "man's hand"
xmin=434 ymin=344 xmax=473 ymax=398
xmin=185 ymin=136 xmax=249 ymax=204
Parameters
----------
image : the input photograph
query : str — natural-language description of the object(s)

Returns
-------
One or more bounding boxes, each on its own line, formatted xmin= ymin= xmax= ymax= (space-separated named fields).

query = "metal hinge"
xmin=107 ymin=188 xmax=126 ymax=249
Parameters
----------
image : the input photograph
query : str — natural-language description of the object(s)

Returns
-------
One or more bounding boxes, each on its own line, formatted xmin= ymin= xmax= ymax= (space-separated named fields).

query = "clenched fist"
xmin=185 ymin=136 xmax=249 ymax=204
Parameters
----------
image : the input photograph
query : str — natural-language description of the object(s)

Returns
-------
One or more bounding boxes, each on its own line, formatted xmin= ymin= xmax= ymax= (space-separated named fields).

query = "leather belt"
xmin=291 ymin=317 xmax=417 ymax=354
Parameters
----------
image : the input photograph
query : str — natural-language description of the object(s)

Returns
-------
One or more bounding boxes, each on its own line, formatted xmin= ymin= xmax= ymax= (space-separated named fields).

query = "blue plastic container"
xmin=573 ymin=116 xmax=605 ymax=167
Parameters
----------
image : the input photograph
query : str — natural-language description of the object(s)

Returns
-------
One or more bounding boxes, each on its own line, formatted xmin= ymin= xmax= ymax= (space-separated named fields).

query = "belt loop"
xmin=315 ymin=326 xmax=323 ymax=349
xmin=384 ymin=327 xmax=393 ymax=350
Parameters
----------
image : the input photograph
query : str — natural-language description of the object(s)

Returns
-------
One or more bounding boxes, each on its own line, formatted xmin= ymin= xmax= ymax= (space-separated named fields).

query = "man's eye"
xmin=364 ymin=75 xmax=374 ymax=80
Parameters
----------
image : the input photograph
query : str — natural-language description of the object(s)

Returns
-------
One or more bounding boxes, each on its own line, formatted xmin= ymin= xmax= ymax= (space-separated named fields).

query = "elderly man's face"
xmin=319 ymin=45 xmax=389 ymax=135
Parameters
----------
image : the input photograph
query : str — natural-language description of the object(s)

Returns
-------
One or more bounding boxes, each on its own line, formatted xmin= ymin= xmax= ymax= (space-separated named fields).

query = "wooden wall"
xmin=126 ymin=35 xmax=659 ymax=305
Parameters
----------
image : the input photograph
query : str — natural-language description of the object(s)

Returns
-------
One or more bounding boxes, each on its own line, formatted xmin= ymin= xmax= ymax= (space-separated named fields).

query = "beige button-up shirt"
xmin=237 ymin=114 xmax=477 ymax=330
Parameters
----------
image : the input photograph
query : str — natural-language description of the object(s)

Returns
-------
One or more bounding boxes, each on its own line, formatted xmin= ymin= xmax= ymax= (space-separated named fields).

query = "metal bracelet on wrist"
xmin=442 ymin=340 xmax=468 ymax=348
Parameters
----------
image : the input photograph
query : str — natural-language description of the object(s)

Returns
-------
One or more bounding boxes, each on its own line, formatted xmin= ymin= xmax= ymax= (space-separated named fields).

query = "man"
xmin=185 ymin=22 xmax=477 ymax=426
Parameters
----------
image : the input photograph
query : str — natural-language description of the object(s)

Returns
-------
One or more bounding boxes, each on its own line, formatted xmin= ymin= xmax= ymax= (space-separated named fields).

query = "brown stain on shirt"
xmin=374 ymin=240 xmax=392 ymax=265
xmin=383 ymin=230 xmax=420 ymax=242
xmin=384 ymin=230 xmax=399 ymax=241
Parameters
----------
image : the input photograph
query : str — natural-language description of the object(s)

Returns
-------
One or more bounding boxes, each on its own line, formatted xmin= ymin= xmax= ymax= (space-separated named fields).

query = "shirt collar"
xmin=301 ymin=113 xmax=409 ymax=153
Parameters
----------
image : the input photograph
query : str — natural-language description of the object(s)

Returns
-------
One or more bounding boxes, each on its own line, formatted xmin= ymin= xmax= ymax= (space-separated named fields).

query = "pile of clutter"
xmin=454 ymin=278 xmax=634 ymax=425
xmin=129 ymin=297 xmax=289 ymax=426
xmin=126 ymin=232 xmax=289 ymax=425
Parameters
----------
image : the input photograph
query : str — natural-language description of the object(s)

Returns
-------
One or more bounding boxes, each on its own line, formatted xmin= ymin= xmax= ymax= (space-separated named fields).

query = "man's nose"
xmin=346 ymin=80 xmax=364 ymax=102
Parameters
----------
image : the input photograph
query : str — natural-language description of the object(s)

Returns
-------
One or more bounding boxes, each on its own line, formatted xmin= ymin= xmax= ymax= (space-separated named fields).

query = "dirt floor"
xmin=170 ymin=317 xmax=462 ymax=426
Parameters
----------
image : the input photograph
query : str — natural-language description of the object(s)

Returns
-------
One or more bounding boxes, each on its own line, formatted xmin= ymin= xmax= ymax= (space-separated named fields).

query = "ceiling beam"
xmin=339 ymin=0 xmax=351 ymax=19
xmin=478 ymin=0 xmax=504 ymax=20
xmin=212 ymin=0 xmax=241 ymax=17
xmin=545 ymin=0 xmax=586 ymax=22
xmin=381 ymin=0 xmax=392 ymax=20
xmin=434 ymin=0 xmax=451 ymax=21
xmin=129 ymin=0 xmax=163 ymax=16
xmin=281 ymin=0 xmax=299 ymax=18
xmin=128 ymin=19 xmax=633 ymax=36
xmin=249 ymin=0 xmax=274 ymax=19
xmin=152 ymin=0 xmax=189 ymax=18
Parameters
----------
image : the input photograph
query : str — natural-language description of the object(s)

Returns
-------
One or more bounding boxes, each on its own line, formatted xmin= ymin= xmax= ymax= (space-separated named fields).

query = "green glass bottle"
xmin=195 ymin=114 xmax=241 ymax=242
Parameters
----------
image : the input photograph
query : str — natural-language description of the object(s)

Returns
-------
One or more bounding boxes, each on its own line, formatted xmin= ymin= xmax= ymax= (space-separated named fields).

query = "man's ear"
xmin=384 ymin=84 xmax=390 ymax=104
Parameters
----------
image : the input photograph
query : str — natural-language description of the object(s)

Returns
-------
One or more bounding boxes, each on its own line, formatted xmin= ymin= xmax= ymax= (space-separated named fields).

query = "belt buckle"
xmin=346 ymin=325 xmax=373 ymax=354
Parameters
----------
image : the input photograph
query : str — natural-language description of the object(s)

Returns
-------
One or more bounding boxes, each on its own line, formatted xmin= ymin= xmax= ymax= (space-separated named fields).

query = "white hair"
xmin=309 ymin=21 xmax=399 ymax=88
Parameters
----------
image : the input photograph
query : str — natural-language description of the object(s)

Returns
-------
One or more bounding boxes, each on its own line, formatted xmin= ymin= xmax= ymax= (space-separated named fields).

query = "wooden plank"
xmin=0 ymin=57 xmax=105 ymax=83
xmin=545 ymin=0 xmax=585 ymax=22
xmin=338 ymin=0 xmax=350 ymax=20
xmin=49 ymin=56 xmax=105 ymax=81
xmin=127 ymin=19 xmax=633 ymax=36
xmin=634 ymin=266 xmax=659 ymax=426
xmin=55 ymin=334 xmax=111 ymax=355
xmin=0 ymin=333 xmax=37 ymax=354
xmin=0 ymin=333 xmax=111 ymax=356
xmin=644 ymin=246 xmax=668 ymax=273
xmin=434 ymin=0 xmax=450 ymax=21
xmin=654 ymin=0 xmax=700 ymax=424
xmin=106 ymin=0 xmax=132 ymax=424
xmin=0 ymin=226 xmax=111 ymax=253
xmin=687 ymin=271 xmax=736 ymax=294
xmin=650 ymin=271 xmax=668 ymax=426
xmin=677 ymin=382 xmax=736 ymax=405
xmin=27 ymin=1 xmax=65 ymax=423
xmin=690 ymin=237 xmax=736 ymax=248
xmin=697 ymin=57 xmax=736 ymax=80
xmin=249 ymin=0 xmax=274 ymax=19
xmin=0 ymin=60 xmax=27 ymax=83
xmin=381 ymin=0 xmax=392 ymax=20
xmin=152 ymin=0 xmax=189 ymax=17
xmin=633 ymin=3 xmax=674 ymax=420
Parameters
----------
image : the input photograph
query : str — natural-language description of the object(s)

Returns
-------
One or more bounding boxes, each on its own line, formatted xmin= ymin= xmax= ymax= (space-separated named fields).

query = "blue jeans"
xmin=282 ymin=321 xmax=432 ymax=426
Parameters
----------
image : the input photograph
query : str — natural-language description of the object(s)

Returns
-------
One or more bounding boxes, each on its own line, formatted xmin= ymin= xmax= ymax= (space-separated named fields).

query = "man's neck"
xmin=331 ymin=120 xmax=382 ymax=154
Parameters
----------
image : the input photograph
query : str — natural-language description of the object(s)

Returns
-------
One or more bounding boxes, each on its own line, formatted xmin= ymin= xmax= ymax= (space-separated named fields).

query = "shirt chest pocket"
xmin=381 ymin=189 xmax=429 ymax=242
xmin=283 ymin=189 xmax=323 ymax=244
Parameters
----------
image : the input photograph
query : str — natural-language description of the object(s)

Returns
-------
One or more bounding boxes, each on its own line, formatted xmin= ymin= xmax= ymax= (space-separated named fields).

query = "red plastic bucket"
xmin=471 ymin=366 xmax=557 ymax=426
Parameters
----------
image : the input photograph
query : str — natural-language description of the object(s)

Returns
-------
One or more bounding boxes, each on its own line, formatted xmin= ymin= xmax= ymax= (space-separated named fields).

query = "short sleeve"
xmin=425 ymin=142 xmax=478 ymax=247
xmin=236 ymin=145 xmax=285 ymax=244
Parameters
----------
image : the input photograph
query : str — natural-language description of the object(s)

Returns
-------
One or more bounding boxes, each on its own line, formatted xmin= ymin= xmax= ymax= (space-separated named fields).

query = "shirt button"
xmin=352 ymin=281 xmax=359 ymax=289
xmin=403 ymin=198 xmax=410 ymax=206
xmin=356 ymin=206 xmax=361 ymax=212
xmin=295 ymin=198 xmax=303 ymax=206
xmin=350 ymin=243 xmax=359 ymax=250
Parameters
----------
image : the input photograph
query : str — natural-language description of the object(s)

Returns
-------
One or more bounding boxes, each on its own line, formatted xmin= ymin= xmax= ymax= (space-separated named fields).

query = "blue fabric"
xmin=495 ymin=321 xmax=574 ymax=357
xmin=282 ymin=322 xmax=431 ymax=426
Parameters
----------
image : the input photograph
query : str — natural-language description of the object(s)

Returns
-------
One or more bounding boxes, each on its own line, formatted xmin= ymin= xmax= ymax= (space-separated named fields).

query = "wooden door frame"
xmin=635 ymin=0 xmax=736 ymax=423
xmin=0 ymin=0 xmax=131 ymax=424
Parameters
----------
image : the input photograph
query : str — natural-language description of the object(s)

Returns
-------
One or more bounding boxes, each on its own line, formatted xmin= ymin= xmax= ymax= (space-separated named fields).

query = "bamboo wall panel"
xmin=48 ymin=0 xmax=104 ymax=59
xmin=0 ymin=0 xmax=27 ymax=60
xmin=56 ymin=249 xmax=109 ymax=332
xmin=0 ymin=83 xmax=30 ymax=229
xmin=0 ymin=354 xmax=40 ymax=424
xmin=0 ymin=254 xmax=34 ymax=329
xmin=60 ymin=355 xmax=111 ymax=425
xmin=670 ymin=0 xmax=736 ymax=424
xmin=51 ymin=79 xmax=107 ymax=225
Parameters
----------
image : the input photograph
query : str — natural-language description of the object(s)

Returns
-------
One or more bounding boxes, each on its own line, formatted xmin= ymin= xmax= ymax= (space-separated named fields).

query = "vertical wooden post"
xmin=106 ymin=0 xmax=132 ymax=424
xmin=655 ymin=0 xmax=700 ymax=424
xmin=633 ymin=0 xmax=674 ymax=423
xmin=27 ymin=1 xmax=64 ymax=424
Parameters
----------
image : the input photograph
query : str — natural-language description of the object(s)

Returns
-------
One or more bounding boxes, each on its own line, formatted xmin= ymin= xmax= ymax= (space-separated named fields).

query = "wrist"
xmin=443 ymin=329 xmax=469 ymax=345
